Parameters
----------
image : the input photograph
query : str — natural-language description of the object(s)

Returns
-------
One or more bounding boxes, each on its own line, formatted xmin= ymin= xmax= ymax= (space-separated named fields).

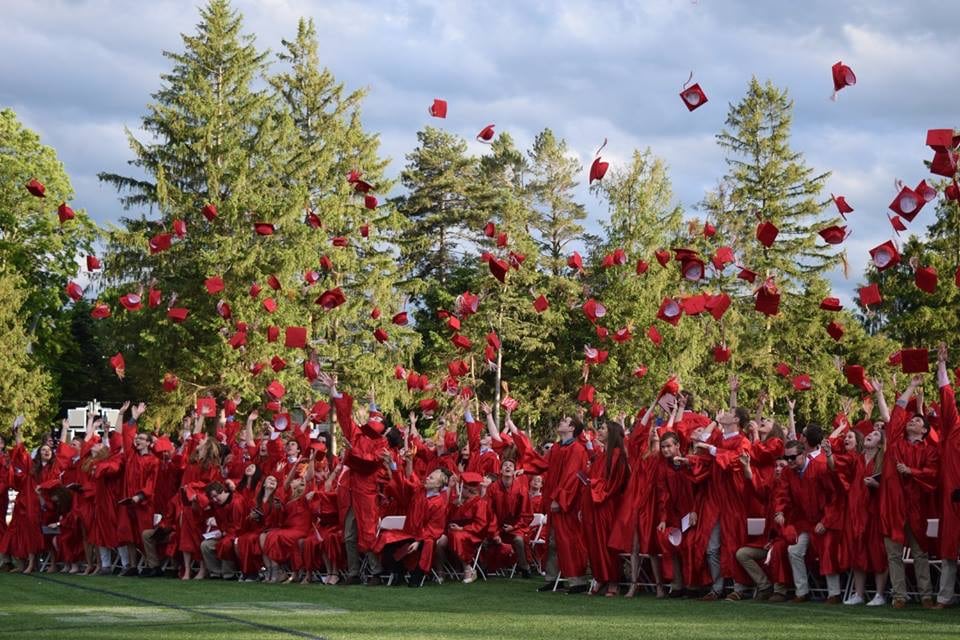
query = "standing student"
xmin=582 ymin=419 xmax=629 ymax=596
xmin=934 ymin=343 xmax=959 ymax=608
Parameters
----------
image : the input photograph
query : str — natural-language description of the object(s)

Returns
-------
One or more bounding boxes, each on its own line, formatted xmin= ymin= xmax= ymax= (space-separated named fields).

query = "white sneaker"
xmin=463 ymin=568 xmax=477 ymax=584
xmin=866 ymin=594 xmax=886 ymax=607
xmin=843 ymin=594 xmax=864 ymax=605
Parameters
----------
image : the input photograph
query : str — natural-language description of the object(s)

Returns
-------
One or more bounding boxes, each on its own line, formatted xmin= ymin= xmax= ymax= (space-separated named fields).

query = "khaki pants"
xmin=884 ymin=525 xmax=931 ymax=600
xmin=344 ymin=508 xmax=381 ymax=578
xmin=736 ymin=546 xmax=786 ymax=594
xmin=939 ymin=559 xmax=957 ymax=605
xmin=543 ymin=527 xmax=586 ymax=586
xmin=200 ymin=538 xmax=236 ymax=579
xmin=141 ymin=529 xmax=161 ymax=569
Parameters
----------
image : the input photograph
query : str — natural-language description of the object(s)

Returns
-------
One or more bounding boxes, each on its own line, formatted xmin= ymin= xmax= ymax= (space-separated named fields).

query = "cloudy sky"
xmin=2 ymin=0 xmax=957 ymax=301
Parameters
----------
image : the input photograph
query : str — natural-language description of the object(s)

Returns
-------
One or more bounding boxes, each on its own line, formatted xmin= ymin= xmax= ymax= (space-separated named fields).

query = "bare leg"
xmin=181 ymin=552 xmax=193 ymax=580
xmin=23 ymin=554 xmax=36 ymax=574
xmin=625 ymin=534 xmax=640 ymax=598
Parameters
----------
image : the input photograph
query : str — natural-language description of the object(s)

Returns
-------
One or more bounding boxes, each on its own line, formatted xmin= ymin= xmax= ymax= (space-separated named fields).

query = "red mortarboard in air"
xmin=309 ymin=399 xmax=331 ymax=422
xmin=228 ymin=331 xmax=247 ymax=349
xmin=65 ymin=281 xmax=84 ymax=301
xmin=262 ymin=298 xmax=278 ymax=313
xmin=489 ymin=258 xmax=509 ymax=283
xmin=266 ymin=326 xmax=279 ymax=342
xmin=496 ymin=232 xmax=508 ymax=248
xmin=869 ymin=240 xmax=900 ymax=271
xmin=818 ymin=225 xmax=849 ymax=245
xmin=477 ymin=124 xmax=496 ymax=142
xmin=775 ymin=362 xmax=791 ymax=377
xmin=352 ymin=179 xmax=374 ymax=194
xmin=582 ymin=298 xmax=607 ymax=322
xmin=270 ymin=355 xmax=287 ymax=372
xmin=889 ymin=186 xmax=922 ymax=221
xmin=612 ymin=248 xmax=627 ymax=265
xmin=148 ymin=288 xmax=161 ymax=307
xmin=204 ymin=276 xmax=224 ymax=295
xmin=738 ymin=266 xmax=757 ymax=283
xmin=915 ymin=180 xmax=937 ymax=203
xmin=754 ymin=280 xmax=781 ymax=316
xmin=332 ymin=236 xmax=349 ymax=248
xmin=303 ymin=361 xmax=319 ymax=381
xmin=447 ymin=316 xmax=460 ymax=331
xmin=647 ymin=325 xmax=662 ymax=346
xmin=486 ymin=332 xmax=501 ymax=350
xmin=577 ymin=384 xmax=595 ymax=404
xmin=316 ymin=287 xmax=346 ymax=310
xmin=900 ymin=348 xmax=929 ymax=373
xmin=196 ymin=396 xmax=216 ymax=417
xmin=792 ymin=374 xmax=812 ymax=391
xmin=658 ymin=376 xmax=680 ymax=399
xmin=831 ymin=61 xmax=856 ymax=94
xmin=633 ymin=365 xmax=648 ymax=379
xmin=285 ymin=326 xmax=307 ymax=348
xmin=360 ymin=223 xmax=370 ymax=238
xmin=832 ymin=194 xmax=854 ymax=217
xmin=319 ymin=255 xmax=333 ymax=272
xmin=149 ymin=233 xmax=172 ymax=254
xmin=915 ymin=265 xmax=938 ymax=294
xmin=249 ymin=282 xmax=262 ymax=298
xmin=109 ymin=352 xmax=125 ymax=377
xmin=589 ymin=139 xmax=609 ymax=183
xmin=858 ymin=282 xmax=882 ymax=306
xmin=681 ymin=256 xmax=705 ymax=281
xmin=533 ymin=294 xmax=549 ymax=313
xmin=931 ymin=150 xmax=959 ymax=177
xmin=682 ymin=293 xmax=707 ymax=316
xmin=657 ymin=298 xmax=682 ymax=326
xmin=429 ymin=98 xmax=448 ymax=118
xmin=680 ymin=74 xmax=708 ymax=111
xmin=419 ymin=397 xmax=439 ymax=415
xmin=926 ymin=128 xmax=960 ymax=150
xmin=756 ymin=220 xmax=779 ymax=248
xmin=364 ymin=195 xmax=377 ymax=209
xmin=201 ymin=203 xmax=217 ymax=221
xmin=713 ymin=344 xmax=731 ymax=363
xmin=26 ymin=178 xmax=46 ymax=197
xmin=704 ymin=221 xmax=716 ymax=238
xmin=844 ymin=365 xmax=874 ymax=393
xmin=167 ymin=307 xmax=188 ymax=322
xmin=86 ymin=255 xmax=101 ymax=271
xmin=304 ymin=270 xmax=320 ymax=285
xmin=826 ymin=320 xmax=845 ymax=341
xmin=162 ymin=373 xmax=179 ymax=393
xmin=254 ymin=222 xmax=274 ymax=236
xmin=612 ymin=326 xmax=632 ymax=343
xmin=452 ymin=334 xmax=472 ymax=350
xmin=655 ymin=249 xmax=670 ymax=267
xmin=596 ymin=325 xmax=609 ymax=340
xmin=635 ymin=259 xmax=649 ymax=275
xmin=57 ymin=203 xmax=75 ymax=224
xmin=374 ymin=327 xmax=389 ymax=343
xmin=119 ymin=292 xmax=142 ymax=311
xmin=889 ymin=215 xmax=907 ymax=234
xmin=306 ymin=209 xmax=322 ymax=228
xmin=173 ymin=218 xmax=186 ymax=238
xmin=391 ymin=311 xmax=408 ymax=326
xmin=266 ymin=380 xmax=286 ymax=400
xmin=584 ymin=345 xmax=607 ymax=365
xmin=888 ymin=350 xmax=903 ymax=367
xmin=601 ymin=253 xmax=615 ymax=269
xmin=590 ymin=402 xmax=605 ymax=418
xmin=448 ymin=359 xmax=469 ymax=378
xmin=249 ymin=361 xmax=265 ymax=376
xmin=711 ymin=246 xmax=735 ymax=270
xmin=705 ymin=292 xmax=731 ymax=321
xmin=819 ymin=296 xmax=843 ymax=311
xmin=91 ymin=302 xmax=111 ymax=319
xmin=567 ymin=251 xmax=584 ymax=273
xmin=483 ymin=221 xmax=496 ymax=237
xmin=405 ymin=372 xmax=422 ymax=390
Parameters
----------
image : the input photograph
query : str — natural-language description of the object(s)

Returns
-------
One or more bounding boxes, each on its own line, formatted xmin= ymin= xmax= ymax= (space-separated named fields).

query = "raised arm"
xmin=937 ymin=342 xmax=957 ymax=442
xmin=480 ymin=402 xmax=502 ymax=443
xmin=872 ymin=378 xmax=890 ymax=423
xmin=729 ymin=375 xmax=739 ymax=410
xmin=785 ymin=397 xmax=797 ymax=440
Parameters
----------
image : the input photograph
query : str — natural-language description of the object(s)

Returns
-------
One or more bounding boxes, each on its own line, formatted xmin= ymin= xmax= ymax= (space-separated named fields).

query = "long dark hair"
xmin=238 ymin=465 xmax=263 ymax=492
xmin=604 ymin=420 xmax=627 ymax=479
xmin=32 ymin=444 xmax=55 ymax=478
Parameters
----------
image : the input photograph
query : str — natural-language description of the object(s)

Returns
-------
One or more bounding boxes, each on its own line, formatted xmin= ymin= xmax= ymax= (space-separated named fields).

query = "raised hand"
xmin=938 ymin=341 xmax=948 ymax=364
xmin=131 ymin=402 xmax=147 ymax=420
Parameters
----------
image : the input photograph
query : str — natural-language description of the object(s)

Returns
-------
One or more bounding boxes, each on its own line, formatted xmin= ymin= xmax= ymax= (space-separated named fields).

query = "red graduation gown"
xmin=542 ymin=438 xmax=588 ymax=576
xmin=582 ymin=448 xmax=628 ymax=583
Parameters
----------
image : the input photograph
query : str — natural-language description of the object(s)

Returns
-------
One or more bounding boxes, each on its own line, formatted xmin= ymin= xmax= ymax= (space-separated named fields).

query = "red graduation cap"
xmin=635 ymin=259 xmax=649 ymax=275
xmin=889 ymin=186 xmax=922 ymax=221
xmin=858 ymin=282 xmax=882 ymax=306
xmin=319 ymin=255 xmax=333 ymax=272
xmin=775 ymin=362 xmax=791 ymax=377
xmin=266 ymin=325 xmax=279 ymax=342
xmin=331 ymin=236 xmax=349 ymax=248
xmin=228 ymin=331 xmax=247 ymax=349
xmin=360 ymin=223 xmax=370 ymax=238
xmin=819 ymin=296 xmax=843 ymax=311
xmin=352 ymin=179 xmax=374 ymax=194
xmin=392 ymin=311 xmax=408 ymax=326
xmin=457 ymin=291 xmax=480 ymax=317
xmin=496 ymin=232 xmax=508 ymax=248
xmin=306 ymin=209 xmax=322 ymax=228
xmin=204 ymin=275 xmax=224 ymax=295
xmin=655 ymin=249 xmax=670 ymax=267
xmin=149 ymin=233 xmax=172 ymax=254
xmin=270 ymin=355 xmax=287 ymax=372
xmin=680 ymin=81 xmax=708 ymax=111
xmin=303 ymin=361 xmax=319 ymax=381
xmin=148 ymin=288 xmax=161 ymax=307
xmin=930 ymin=150 xmax=959 ymax=177
xmin=590 ymin=402 xmax=605 ymax=418
xmin=682 ymin=293 xmax=707 ymax=316
xmin=844 ymin=365 xmax=874 ymax=393
xmin=173 ymin=218 xmax=186 ymax=238
xmin=162 ymin=373 xmax=179 ymax=393
xmin=429 ymin=98 xmax=448 ymax=118
xmin=577 ymin=384 xmax=595 ymax=404
xmin=584 ymin=345 xmax=608 ymax=365
xmin=826 ymin=320 xmax=845 ymax=341
xmin=267 ymin=274 xmax=282 ymax=289
xmin=681 ymin=257 xmax=705 ymax=281
xmin=818 ymin=225 xmax=849 ymax=245
xmin=900 ymin=348 xmax=929 ymax=373
xmin=109 ymin=352 xmax=125 ymax=377
xmin=167 ymin=307 xmax=188 ymax=322
xmin=486 ymin=331 xmax=501 ymax=350
xmin=713 ymin=344 xmax=731 ymax=363
xmin=65 ymin=281 xmax=84 ymax=301
xmin=489 ymin=257 xmax=509 ymax=283
xmin=483 ymin=221 xmax=496 ymax=237
xmin=705 ymin=292 xmax=731 ymax=321
xmin=926 ymin=128 xmax=960 ymax=150
xmin=86 ymin=255 xmax=101 ymax=271
xmin=119 ymin=292 xmax=142 ymax=311
xmin=915 ymin=265 xmax=938 ymax=294
xmin=647 ymin=325 xmax=662 ymax=346
xmin=57 ymin=203 xmax=75 ymax=224
xmin=612 ymin=248 xmax=627 ymax=265
xmin=452 ymin=333 xmax=472 ymax=350
xmin=419 ymin=397 xmax=439 ymax=414
xmin=201 ymin=203 xmax=218 ymax=221
xmin=309 ymin=399 xmax=331 ymax=422
xmin=633 ymin=365 xmax=648 ymax=379
xmin=711 ymin=246 xmax=735 ymax=270
xmin=593 ymin=324 xmax=607 ymax=341
xmin=887 ymin=350 xmax=903 ymax=367
xmin=657 ymin=298 xmax=682 ymax=326
xmin=249 ymin=282 xmax=262 ymax=298
xmin=26 ymin=178 xmax=46 ymax=197
xmin=254 ymin=222 xmax=275 ymax=236
xmin=566 ymin=251 xmax=584 ymax=273
xmin=612 ymin=326 xmax=632 ymax=343
xmin=285 ymin=326 xmax=307 ymax=348
xmin=756 ymin=220 xmax=779 ymax=248
xmin=262 ymin=297 xmax=278 ymax=313
xmin=589 ymin=156 xmax=609 ymax=183
xmin=832 ymin=194 xmax=854 ymax=217
xmin=304 ymin=270 xmax=320 ymax=285
xmin=704 ymin=221 xmax=716 ymax=238
xmin=446 ymin=316 xmax=461 ymax=331
xmin=737 ymin=266 xmax=757 ymax=283
xmin=869 ymin=240 xmax=900 ymax=271
xmin=316 ymin=287 xmax=346 ymax=310
xmin=831 ymin=61 xmax=856 ymax=93
xmin=533 ymin=294 xmax=549 ymax=313
xmin=91 ymin=302 xmax=112 ymax=319
xmin=374 ymin=327 xmax=389 ymax=343
xmin=601 ymin=253 xmax=615 ymax=269
xmin=582 ymin=298 xmax=607 ymax=322
xmin=754 ymin=280 xmax=781 ymax=316
xmin=477 ymin=124 xmax=496 ymax=142
xmin=792 ymin=374 xmax=812 ymax=391
xmin=196 ymin=396 xmax=217 ymax=417
xmin=249 ymin=361 xmax=265 ymax=376
xmin=264 ymin=400 xmax=282 ymax=412
xmin=266 ymin=379 xmax=286 ymax=400
xmin=448 ymin=359 xmax=469 ymax=378
xmin=888 ymin=215 xmax=907 ymax=234
xmin=915 ymin=180 xmax=937 ymax=203
xmin=363 ymin=195 xmax=377 ymax=209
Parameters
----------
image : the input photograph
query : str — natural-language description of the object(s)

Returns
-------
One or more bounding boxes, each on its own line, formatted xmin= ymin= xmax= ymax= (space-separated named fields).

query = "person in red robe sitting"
xmin=199 ymin=480 xmax=248 ymax=580
xmin=260 ymin=453 xmax=316 ymax=583
xmin=483 ymin=457 xmax=533 ymax=578
xmin=439 ymin=471 xmax=495 ymax=584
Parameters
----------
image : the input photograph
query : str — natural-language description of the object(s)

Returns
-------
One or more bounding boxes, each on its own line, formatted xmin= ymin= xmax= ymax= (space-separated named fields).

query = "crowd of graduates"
xmin=1 ymin=349 xmax=958 ymax=611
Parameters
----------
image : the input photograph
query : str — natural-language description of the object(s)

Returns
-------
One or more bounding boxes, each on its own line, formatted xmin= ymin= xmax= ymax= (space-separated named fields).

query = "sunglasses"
xmin=779 ymin=452 xmax=804 ymax=461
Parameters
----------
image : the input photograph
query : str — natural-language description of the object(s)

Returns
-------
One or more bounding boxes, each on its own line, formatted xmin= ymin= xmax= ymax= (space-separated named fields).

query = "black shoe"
xmin=669 ymin=588 xmax=686 ymax=598
xmin=139 ymin=567 xmax=161 ymax=578
xmin=388 ymin=572 xmax=404 ymax=586
xmin=407 ymin=570 xmax=424 ymax=587
xmin=537 ymin=582 xmax=558 ymax=593
xmin=342 ymin=575 xmax=362 ymax=586
xmin=120 ymin=567 xmax=139 ymax=577
xmin=566 ymin=584 xmax=590 ymax=594
xmin=519 ymin=568 xmax=532 ymax=579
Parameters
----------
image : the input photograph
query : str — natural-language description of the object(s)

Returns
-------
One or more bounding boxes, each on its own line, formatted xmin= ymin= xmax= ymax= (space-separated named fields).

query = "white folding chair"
xmin=362 ymin=515 xmax=406 ymax=582
xmin=510 ymin=513 xmax=547 ymax=578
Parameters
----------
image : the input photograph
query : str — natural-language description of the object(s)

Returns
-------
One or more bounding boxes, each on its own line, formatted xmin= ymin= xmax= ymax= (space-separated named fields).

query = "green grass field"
xmin=0 ymin=573 xmax=957 ymax=640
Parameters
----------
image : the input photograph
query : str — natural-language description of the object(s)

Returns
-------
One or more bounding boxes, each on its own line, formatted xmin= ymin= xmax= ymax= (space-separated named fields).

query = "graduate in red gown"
xmin=934 ymin=344 xmax=959 ymax=608
xmin=261 ymin=453 xmax=316 ymax=583
xmin=235 ymin=473 xmax=284 ymax=581
xmin=440 ymin=471 xmax=495 ymax=584
xmin=656 ymin=430 xmax=696 ymax=596
xmin=116 ymin=402 xmax=159 ymax=575
xmin=199 ymin=480 xmax=248 ymax=580
xmin=582 ymin=419 xmax=629 ymax=596
xmin=177 ymin=414 xmax=225 ymax=580
xmin=483 ymin=457 xmax=533 ymax=577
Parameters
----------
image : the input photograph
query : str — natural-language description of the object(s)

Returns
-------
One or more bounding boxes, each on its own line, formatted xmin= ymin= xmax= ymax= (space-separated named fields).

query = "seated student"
xmin=300 ymin=454 xmax=345 ymax=585
xmin=260 ymin=452 xmax=316 ymax=583
xmin=234 ymin=474 xmax=284 ymax=581
xmin=438 ymin=471 xmax=495 ymax=584
xmin=199 ymin=481 xmax=247 ymax=580
xmin=483 ymin=459 xmax=533 ymax=577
